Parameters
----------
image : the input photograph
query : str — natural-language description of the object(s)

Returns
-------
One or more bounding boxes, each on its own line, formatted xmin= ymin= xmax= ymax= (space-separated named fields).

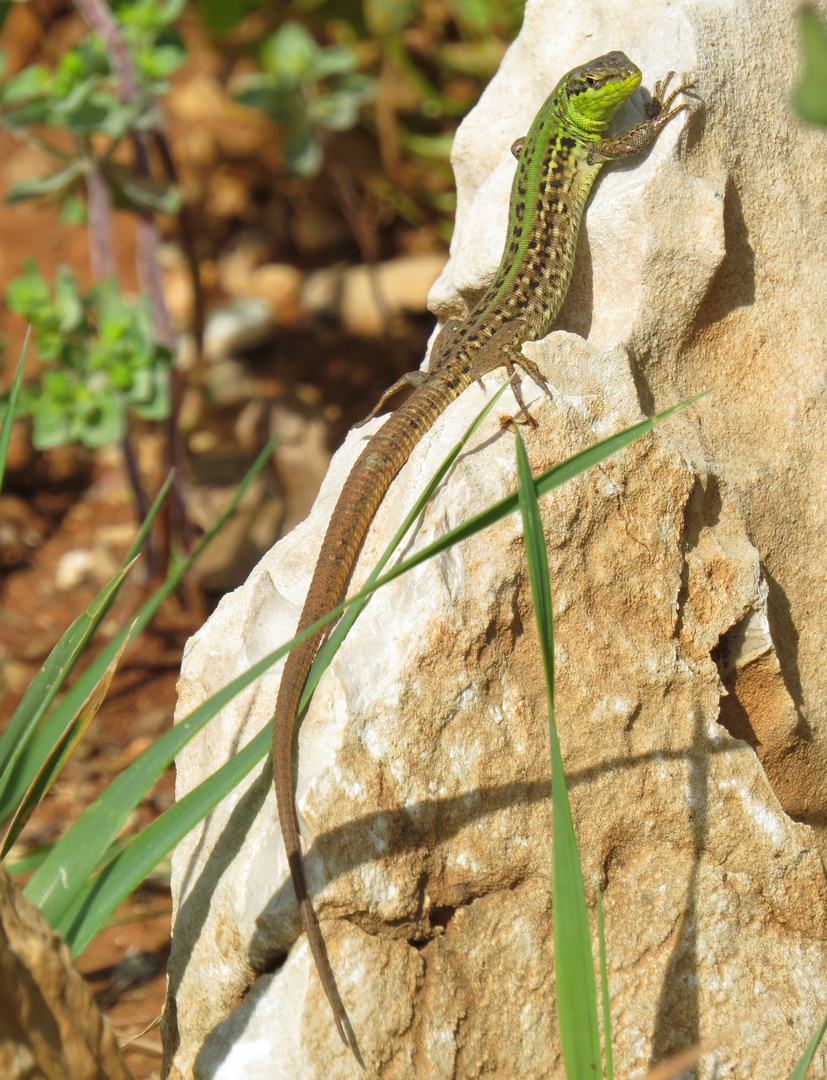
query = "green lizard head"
xmin=558 ymin=51 xmax=642 ymax=134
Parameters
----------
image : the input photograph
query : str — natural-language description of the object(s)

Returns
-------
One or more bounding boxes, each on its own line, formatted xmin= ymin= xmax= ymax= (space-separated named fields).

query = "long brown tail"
xmin=271 ymin=376 xmax=463 ymax=1048
xmin=272 ymin=627 xmax=352 ymax=1045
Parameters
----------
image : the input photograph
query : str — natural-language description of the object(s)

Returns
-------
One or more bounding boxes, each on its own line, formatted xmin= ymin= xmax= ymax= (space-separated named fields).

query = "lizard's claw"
xmin=647 ymin=71 xmax=697 ymax=121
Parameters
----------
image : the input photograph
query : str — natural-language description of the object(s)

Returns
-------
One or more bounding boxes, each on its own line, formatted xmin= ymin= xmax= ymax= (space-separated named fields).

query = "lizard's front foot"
xmin=646 ymin=70 xmax=697 ymax=123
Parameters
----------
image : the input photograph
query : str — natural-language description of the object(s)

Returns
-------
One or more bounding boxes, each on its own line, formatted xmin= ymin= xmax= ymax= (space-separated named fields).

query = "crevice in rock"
xmin=419 ymin=887 xmax=489 ymax=944
xmin=712 ymin=607 xmax=800 ymax=757
xmin=428 ymin=903 xmax=460 ymax=935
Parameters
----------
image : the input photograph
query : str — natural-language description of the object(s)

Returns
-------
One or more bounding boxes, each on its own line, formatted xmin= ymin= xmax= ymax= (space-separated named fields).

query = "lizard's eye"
xmin=585 ymin=74 xmax=600 ymax=87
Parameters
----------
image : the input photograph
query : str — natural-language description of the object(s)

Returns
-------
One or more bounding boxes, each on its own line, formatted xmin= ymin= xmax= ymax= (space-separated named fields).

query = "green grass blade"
xmin=123 ymin=469 xmax=175 ymax=565
xmin=25 ymin=621 xmax=296 ymax=921
xmin=597 ymin=888 xmax=613 ymax=1080
xmin=0 ymin=440 xmax=275 ymax=823
xmin=514 ymin=427 xmax=601 ymax=1080
xmin=793 ymin=4 xmax=827 ymax=126
xmin=59 ymin=723 xmax=271 ymax=955
xmin=0 ymin=326 xmax=30 ymax=495
xmin=787 ymin=1006 xmax=827 ymax=1080
xmin=303 ymin=377 xmax=515 ymax=710
xmin=1 ymin=627 xmax=134 ymax=858
xmin=0 ymin=475 xmax=172 ymax=812
xmin=0 ymin=562 xmax=134 ymax=813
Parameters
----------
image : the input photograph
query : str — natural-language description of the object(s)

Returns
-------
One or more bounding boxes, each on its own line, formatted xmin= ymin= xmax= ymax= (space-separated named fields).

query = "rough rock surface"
xmin=163 ymin=1 xmax=827 ymax=1077
xmin=0 ymin=867 xmax=131 ymax=1080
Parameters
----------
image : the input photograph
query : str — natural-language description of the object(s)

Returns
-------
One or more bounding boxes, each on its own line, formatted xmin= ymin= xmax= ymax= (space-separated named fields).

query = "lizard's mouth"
xmin=603 ymin=70 xmax=643 ymax=108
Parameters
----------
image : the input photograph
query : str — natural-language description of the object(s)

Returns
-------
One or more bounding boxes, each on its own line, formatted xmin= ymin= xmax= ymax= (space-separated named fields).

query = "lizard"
xmin=270 ymin=50 xmax=694 ymax=1047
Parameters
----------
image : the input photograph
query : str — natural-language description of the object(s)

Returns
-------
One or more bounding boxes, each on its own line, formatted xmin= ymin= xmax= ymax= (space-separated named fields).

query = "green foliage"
xmin=4 ymin=262 xmax=171 ymax=450
xmin=235 ymin=21 xmax=374 ymax=176
xmin=231 ymin=0 xmax=524 ymax=201
xmin=794 ymin=4 xmax=827 ymax=126
xmin=0 ymin=0 xmax=185 ymax=212
xmin=0 ymin=438 xmax=277 ymax=955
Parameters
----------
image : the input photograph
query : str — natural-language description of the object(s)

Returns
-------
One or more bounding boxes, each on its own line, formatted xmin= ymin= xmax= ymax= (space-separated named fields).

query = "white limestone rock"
xmin=163 ymin=1 xmax=827 ymax=1077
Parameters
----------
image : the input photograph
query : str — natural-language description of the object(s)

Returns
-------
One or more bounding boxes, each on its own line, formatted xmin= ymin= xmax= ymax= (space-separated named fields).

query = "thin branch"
xmin=73 ymin=0 xmax=137 ymax=103
xmin=84 ymin=168 xmax=115 ymax=279
xmin=152 ymin=129 xmax=205 ymax=364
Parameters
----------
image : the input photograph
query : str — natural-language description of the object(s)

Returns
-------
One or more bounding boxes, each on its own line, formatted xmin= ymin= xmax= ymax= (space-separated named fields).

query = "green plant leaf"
xmin=5 ymin=260 xmax=52 ymax=323
xmin=0 ymin=327 xmax=29 ymax=495
xmin=137 ymin=32 xmax=186 ymax=80
xmin=597 ymin=888 xmax=613 ymax=1080
xmin=30 ymin=401 xmax=72 ymax=450
xmin=1 ymin=63 xmax=49 ymax=103
xmin=53 ymin=266 xmax=84 ymax=333
xmin=311 ymin=79 xmax=374 ymax=131
xmin=0 ymin=563 xmax=134 ymax=817
xmin=27 ymin=623 xmax=282 ymax=926
xmin=5 ymin=161 xmax=85 ymax=204
xmin=60 ymin=98 xmax=114 ymax=135
xmin=262 ymin=22 xmax=318 ymax=79
xmin=1 ymin=100 xmax=51 ymax=128
xmin=284 ymin=124 xmax=323 ymax=176
xmin=129 ymin=365 xmax=171 ymax=421
xmin=59 ymin=723 xmax=271 ymax=954
xmin=1 ymin=625 xmax=135 ymax=858
xmin=0 ymin=473 xmax=173 ymax=823
xmin=308 ymin=45 xmax=357 ymax=80
xmin=794 ymin=5 xmax=827 ymax=125
xmin=0 ymin=440 xmax=275 ymax=824
xmin=514 ymin=425 xmax=601 ymax=1080
xmin=234 ymin=78 xmax=293 ymax=123
xmin=73 ymin=390 xmax=126 ymax=448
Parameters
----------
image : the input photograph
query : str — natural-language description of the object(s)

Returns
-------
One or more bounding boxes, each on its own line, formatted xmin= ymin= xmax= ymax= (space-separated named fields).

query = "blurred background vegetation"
xmin=0 ymin=2 xmax=524 ymax=1073
xmin=0 ymin=0 xmax=527 ymax=599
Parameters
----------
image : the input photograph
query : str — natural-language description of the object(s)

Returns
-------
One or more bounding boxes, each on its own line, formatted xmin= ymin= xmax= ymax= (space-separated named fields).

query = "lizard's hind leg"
xmin=469 ymin=322 xmax=550 ymax=426
xmin=354 ymin=370 xmax=429 ymax=427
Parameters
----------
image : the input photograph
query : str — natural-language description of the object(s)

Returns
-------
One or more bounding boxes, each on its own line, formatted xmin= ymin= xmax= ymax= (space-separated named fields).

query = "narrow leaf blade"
xmin=597 ymin=888 xmax=613 ymax=1080
xmin=514 ymin=427 xmax=601 ymax=1079
xmin=60 ymin=725 xmax=271 ymax=954
xmin=0 ymin=326 xmax=29 ymax=494
xmin=1 ymin=439 xmax=274 ymax=822
xmin=0 ymin=561 xmax=134 ymax=809
xmin=1 ymin=627 xmax=134 ymax=857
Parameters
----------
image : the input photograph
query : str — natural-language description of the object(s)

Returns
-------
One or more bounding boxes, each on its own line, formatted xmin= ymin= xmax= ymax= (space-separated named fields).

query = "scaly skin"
xmin=271 ymin=51 xmax=693 ymax=1047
